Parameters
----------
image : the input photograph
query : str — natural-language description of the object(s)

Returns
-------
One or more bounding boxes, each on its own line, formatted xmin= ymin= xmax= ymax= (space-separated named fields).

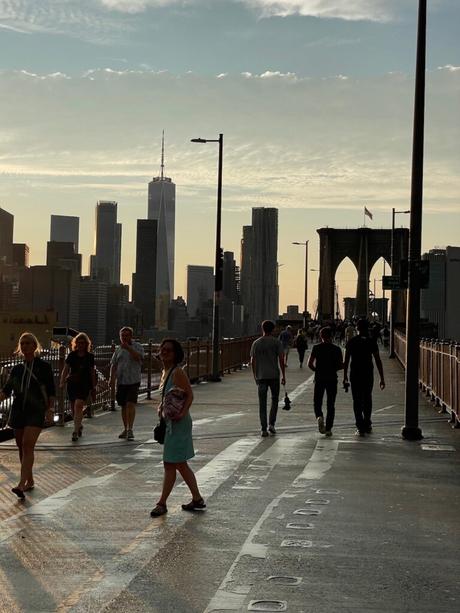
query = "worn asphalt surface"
xmin=0 ymin=347 xmax=459 ymax=612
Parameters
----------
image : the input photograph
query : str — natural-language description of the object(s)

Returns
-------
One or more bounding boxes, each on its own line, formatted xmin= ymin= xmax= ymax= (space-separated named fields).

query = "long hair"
xmin=15 ymin=332 xmax=42 ymax=357
xmin=71 ymin=332 xmax=92 ymax=352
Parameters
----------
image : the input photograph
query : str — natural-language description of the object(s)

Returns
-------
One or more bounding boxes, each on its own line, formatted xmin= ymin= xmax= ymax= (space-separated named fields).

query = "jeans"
xmin=350 ymin=374 xmax=374 ymax=432
xmin=313 ymin=379 xmax=337 ymax=431
xmin=257 ymin=378 xmax=280 ymax=431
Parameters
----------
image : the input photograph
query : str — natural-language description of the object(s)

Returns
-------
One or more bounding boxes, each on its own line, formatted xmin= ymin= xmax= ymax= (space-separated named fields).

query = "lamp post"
xmin=191 ymin=134 xmax=224 ymax=382
xmin=389 ymin=208 xmax=410 ymax=358
xmin=292 ymin=241 xmax=309 ymax=328
xmin=403 ymin=0 xmax=426 ymax=441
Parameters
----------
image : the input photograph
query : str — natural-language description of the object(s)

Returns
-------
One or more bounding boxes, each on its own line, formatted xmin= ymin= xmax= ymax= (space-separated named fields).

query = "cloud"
xmin=0 ymin=0 xmax=131 ymax=42
xmin=97 ymin=0 xmax=408 ymax=22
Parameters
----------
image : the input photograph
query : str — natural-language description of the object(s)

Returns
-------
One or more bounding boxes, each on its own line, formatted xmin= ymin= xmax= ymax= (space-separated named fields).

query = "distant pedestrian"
xmin=345 ymin=322 xmax=355 ymax=344
xmin=294 ymin=328 xmax=308 ymax=367
xmin=343 ymin=319 xmax=385 ymax=436
xmin=150 ymin=339 xmax=205 ymax=517
xmin=307 ymin=327 xmax=343 ymax=436
xmin=0 ymin=332 xmax=55 ymax=499
xmin=279 ymin=325 xmax=293 ymax=366
xmin=251 ymin=320 xmax=286 ymax=437
xmin=109 ymin=327 xmax=144 ymax=441
xmin=60 ymin=332 xmax=97 ymax=442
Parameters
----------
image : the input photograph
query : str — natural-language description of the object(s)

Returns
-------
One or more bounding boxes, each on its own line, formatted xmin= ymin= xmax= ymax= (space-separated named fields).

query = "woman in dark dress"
xmin=0 ymin=332 xmax=55 ymax=499
xmin=60 ymin=332 xmax=97 ymax=442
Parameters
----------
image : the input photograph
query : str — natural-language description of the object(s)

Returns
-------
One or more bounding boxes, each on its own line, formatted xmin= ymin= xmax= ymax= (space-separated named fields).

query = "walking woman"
xmin=150 ymin=338 xmax=205 ymax=517
xmin=60 ymin=332 xmax=97 ymax=442
xmin=0 ymin=332 xmax=55 ymax=499
xmin=294 ymin=328 xmax=309 ymax=368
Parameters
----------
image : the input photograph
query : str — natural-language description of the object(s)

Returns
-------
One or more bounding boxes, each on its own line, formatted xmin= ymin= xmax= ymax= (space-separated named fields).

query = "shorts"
xmin=9 ymin=407 xmax=46 ymax=430
xmin=116 ymin=383 xmax=140 ymax=407
xmin=67 ymin=382 xmax=92 ymax=402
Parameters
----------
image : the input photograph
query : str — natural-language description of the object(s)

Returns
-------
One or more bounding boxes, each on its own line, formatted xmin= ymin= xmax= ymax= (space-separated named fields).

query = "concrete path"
xmin=0 ymin=348 xmax=459 ymax=612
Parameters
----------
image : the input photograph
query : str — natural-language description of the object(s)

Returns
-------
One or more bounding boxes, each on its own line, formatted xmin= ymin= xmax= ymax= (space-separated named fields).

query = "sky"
xmin=0 ymin=0 xmax=459 ymax=315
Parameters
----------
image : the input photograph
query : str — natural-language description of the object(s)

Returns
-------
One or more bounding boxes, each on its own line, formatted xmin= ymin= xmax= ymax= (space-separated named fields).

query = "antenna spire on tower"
xmin=160 ymin=130 xmax=165 ymax=180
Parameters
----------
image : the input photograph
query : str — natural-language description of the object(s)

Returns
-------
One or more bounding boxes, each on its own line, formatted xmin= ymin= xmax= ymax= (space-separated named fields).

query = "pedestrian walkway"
xmin=0 ymin=353 xmax=459 ymax=612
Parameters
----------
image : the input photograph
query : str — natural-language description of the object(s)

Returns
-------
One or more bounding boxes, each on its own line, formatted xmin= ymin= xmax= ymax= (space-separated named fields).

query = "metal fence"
xmin=394 ymin=330 xmax=460 ymax=427
xmin=0 ymin=336 xmax=257 ymax=432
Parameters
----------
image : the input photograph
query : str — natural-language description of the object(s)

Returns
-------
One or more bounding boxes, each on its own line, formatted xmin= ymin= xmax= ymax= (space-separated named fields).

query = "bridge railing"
xmin=394 ymin=330 xmax=460 ymax=426
xmin=0 ymin=336 xmax=257 ymax=431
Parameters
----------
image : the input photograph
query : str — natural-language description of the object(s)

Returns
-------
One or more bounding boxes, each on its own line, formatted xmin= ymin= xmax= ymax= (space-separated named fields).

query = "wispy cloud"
xmin=98 ymin=0 xmax=409 ymax=22
xmin=0 ymin=0 xmax=131 ymax=42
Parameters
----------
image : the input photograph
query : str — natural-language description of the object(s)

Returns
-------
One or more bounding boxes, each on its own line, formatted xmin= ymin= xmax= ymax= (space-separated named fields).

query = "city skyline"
xmin=0 ymin=1 xmax=459 ymax=311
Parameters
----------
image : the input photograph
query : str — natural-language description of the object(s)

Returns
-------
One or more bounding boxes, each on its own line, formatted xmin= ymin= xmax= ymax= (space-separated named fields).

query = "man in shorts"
xmin=109 ymin=327 xmax=144 ymax=440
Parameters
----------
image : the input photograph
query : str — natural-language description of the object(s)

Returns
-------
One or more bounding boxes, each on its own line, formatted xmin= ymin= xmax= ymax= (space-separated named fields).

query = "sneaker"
xmin=325 ymin=430 xmax=333 ymax=437
xmin=268 ymin=425 xmax=277 ymax=435
xmin=355 ymin=429 xmax=366 ymax=437
xmin=261 ymin=430 xmax=269 ymax=438
xmin=127 ymin=429 xmax=134 ymax=440
xmin=317 ymin=416 xmax=326 ymax=434
xmin=118 ymin=430 xmax=127 ymax=439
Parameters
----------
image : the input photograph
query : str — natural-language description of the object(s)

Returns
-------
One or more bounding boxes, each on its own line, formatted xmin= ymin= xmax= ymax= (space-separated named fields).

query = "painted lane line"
xmin=194 ymin=412 xmax=246 ymax=427
xmin=0 ymin=463 xmax=135 ymax=544
xmin=374 ymin=404 xmax=396 ymax=414
xmin=204 ymin=438 xmax=339 ymax=613
xmin=65 ymin=437 xmax=261 ymax=612
xmin=278 ymin=374 xmax=314 ymax=409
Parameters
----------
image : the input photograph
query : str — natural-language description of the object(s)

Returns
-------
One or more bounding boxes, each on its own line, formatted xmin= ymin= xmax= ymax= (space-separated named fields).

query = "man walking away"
xmin=251 ymin=320 xmax=286 ymax=437
xmin=308 ymin=327 xmax=343 ymax=437
xmin=279 ymin=325 xmax=293 ymax=367
xmin=343 ymin=319 xmax=385 ymax=436
xmin=110 ymin=327 xmax=144 ymax=441
xmin=294 ymin=328 xmax=308 ymax=368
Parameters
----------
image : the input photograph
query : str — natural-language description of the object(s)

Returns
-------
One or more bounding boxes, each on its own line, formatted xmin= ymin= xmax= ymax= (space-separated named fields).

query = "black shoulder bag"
xmin=153 ymin=367 xmax=175 ymax=444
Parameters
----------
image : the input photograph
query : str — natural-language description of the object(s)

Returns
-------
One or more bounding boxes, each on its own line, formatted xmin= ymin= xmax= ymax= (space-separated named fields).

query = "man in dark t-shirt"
xmin=343 ymin=318 xmax=385 ymax=436
xmin=307 ymin=327 xmax=343 ymax=436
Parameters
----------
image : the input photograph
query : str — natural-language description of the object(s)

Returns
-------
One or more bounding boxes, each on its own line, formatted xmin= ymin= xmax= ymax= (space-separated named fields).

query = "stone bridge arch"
xmin=317 ymin=227 xmax=409 ymax=321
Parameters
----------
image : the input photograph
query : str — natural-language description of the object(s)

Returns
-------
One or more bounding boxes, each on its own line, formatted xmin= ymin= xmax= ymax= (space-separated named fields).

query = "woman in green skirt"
xmin=150 ymin=338 xmax=205 ymax=517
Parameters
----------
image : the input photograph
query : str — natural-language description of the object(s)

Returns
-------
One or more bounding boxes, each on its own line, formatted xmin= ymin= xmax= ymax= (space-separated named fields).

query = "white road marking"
xmin=66 ymin=437 xmax=261 ymax=612
xmin=0 ymin=463 xmax=136 ymax=543
xmin=374 ymin=404 xmax=396 ymax=413
xmin=204 ymin=438 xmax=339 ymax=612
xmin=194 ymin=412 xmax=246 ymax=427
xmin=279 ymin=375 xmax=314 ymax=409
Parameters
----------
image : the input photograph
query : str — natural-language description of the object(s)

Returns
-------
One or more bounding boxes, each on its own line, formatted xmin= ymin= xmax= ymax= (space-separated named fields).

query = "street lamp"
xmin=389 ymin=208 xmax=410 ymax=358
xmin=292 ymin=241 xmax=309 ymax=328
xmin=191 ymin=134 xmax=224 ymax=382
xmin=403 ymin=0 xmax=427 ymax=441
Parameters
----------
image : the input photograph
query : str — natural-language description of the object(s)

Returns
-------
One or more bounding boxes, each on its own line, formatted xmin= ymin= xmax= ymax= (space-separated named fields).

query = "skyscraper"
xmin=0 ymin=207 xmax=14 ymax=264
xmin=50 ymin=215 xmax=79 ymax=251
xmin=187 ymin=265 xmax=214 ymax=318
xmin=148 ymin=133 xmax=175 ymax=328
xmin=239 ymin=208 xmax=279 ymax=333
xmin=92 ymin=201 xmax=121 ymax=285
xmin=421 ymin=246 xmax=460 ymax=341
xmin=132 ymin=219 xmax=158 ymax=331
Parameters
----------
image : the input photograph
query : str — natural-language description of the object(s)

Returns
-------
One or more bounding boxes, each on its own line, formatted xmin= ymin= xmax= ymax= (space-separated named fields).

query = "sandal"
xmin=150 ymin=503 xmax=168 ymax=517
xmin=182 ymin=498 xmax=206 ymax=512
